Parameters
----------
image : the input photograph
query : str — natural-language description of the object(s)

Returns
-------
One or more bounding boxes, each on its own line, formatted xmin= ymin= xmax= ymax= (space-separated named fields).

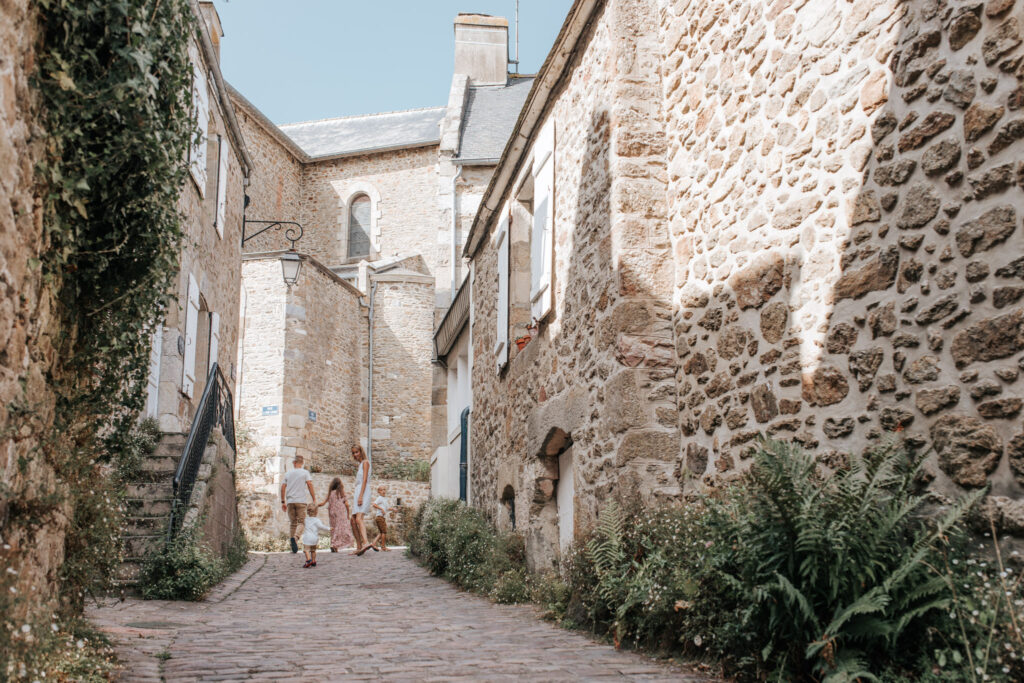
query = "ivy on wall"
xmin=2 ymin=0 xmax=197 ymax=675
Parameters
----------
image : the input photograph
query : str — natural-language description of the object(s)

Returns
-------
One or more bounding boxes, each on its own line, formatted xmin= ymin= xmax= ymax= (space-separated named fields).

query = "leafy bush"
xmin=408 ymin=440 xmax=1012 ymax=681
xmin=560 ymin=439 xmax=994 ymax=680
xmin=140 ymin=529 xmax=225 ymax=601
xmin=407 ymin=498 xmax=530 ymax=602
xmin=705 ymin=439 xmax=984 ymax=680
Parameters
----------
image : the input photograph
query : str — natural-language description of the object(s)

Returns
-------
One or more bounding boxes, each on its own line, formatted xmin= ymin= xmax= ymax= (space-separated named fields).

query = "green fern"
xmin=711 ymin=437 xmax=982 ymax=680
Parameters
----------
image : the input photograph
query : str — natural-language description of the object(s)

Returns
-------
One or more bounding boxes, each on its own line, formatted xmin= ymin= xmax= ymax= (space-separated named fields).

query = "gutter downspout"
xmin=366 ymin=280 xmax=378 ymax=467
xmin=450 ymin=165 xmax=463 ymax=303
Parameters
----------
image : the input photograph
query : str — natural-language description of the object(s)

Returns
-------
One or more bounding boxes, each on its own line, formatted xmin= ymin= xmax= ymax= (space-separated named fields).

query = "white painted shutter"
xmin=145 ymin=324 xmax=163 ymax=418
xmin=531 ymin=120 xmax=555 ymax=322
xmin=215 ymin=135 xmax=228 ymax=237
xmin=208 ymin=311 xmax=220 ymax=374
xmin=182 ymin=274 xmax=199 ymax=398
xmin=189 ymin=57 xmax=209 ymax=195
xmin=494 ymin=211 xmax=509 ymax=372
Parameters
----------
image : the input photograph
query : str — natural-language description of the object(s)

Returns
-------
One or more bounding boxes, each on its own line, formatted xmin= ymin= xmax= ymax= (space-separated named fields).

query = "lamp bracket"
xmin=242 ymin=218 xmax=304 ymax=250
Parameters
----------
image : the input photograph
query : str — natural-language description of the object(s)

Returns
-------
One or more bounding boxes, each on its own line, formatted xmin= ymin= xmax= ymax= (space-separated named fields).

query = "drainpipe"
xmin=450 ymin=165 xmax=463 ymax=303
xmin=367 ymin=280 xmax=378 ymax=467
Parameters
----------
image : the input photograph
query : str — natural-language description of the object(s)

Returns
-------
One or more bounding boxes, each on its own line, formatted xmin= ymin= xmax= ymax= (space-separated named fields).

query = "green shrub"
xmin=139 ymin=529 xmax=224 ymax=601
xmin=407 ymin=497 xmax=530 ymax=603
xmin=559 ymin=438 xmax=997 ymax=681
xmin=704 ymin=439 xmax=982 ymax=680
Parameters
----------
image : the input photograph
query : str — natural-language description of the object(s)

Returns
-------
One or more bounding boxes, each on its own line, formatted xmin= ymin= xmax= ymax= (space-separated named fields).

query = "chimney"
xmin=453 ymin=14 xmax=509 ymax=86
xmin=198 ymin=1 xmax=224 ymax=63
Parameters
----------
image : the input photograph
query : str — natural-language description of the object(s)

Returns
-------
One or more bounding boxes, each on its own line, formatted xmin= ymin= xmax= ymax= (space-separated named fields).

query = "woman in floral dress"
xmin=323 ymin=477 xmax=356 ymax=552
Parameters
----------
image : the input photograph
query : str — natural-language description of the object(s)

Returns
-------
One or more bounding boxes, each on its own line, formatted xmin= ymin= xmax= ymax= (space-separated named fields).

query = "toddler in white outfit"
xmin=301 ymin=505 xmax=330 ymax=568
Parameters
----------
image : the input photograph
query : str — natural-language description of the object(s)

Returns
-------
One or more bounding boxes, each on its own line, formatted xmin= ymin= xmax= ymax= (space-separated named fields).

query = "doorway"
xmin=556 ymin=446 xmax=574 ymax=553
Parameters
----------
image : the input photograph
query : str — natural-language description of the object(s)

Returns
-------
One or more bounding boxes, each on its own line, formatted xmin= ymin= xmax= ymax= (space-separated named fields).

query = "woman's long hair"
xmin=328 ymin=477 xmax=345 ymax=500
xmin=351 ymin=444 xmax=366 ymax=462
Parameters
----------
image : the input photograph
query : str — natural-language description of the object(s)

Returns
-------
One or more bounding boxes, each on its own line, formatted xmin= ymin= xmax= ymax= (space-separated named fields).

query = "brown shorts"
xmin=375 ymin=516 xmax=388 ymax=533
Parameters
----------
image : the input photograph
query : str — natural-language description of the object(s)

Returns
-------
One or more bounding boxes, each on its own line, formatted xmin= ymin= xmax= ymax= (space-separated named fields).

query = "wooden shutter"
xmin=182 ymin=274 xmax=199 ymax=398
xmin=215 ymin=135 xmax=228 ymax=237
xmin=531 ymin=120 xmax=555 ymax=322
xmin=145 ymin=324 xmax=163 ymax=418
xmin=208 ymin=311 xmax=220 ymax=374
xmin=494 ymin=210 xmax=509 ymax=372
xmin=189 ymin=57 xmax=209 ymax=195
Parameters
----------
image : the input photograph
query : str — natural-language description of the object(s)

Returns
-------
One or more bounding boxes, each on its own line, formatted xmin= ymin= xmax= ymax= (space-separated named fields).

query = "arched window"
xmin=348 ymin=194 xmax=372 ymax=259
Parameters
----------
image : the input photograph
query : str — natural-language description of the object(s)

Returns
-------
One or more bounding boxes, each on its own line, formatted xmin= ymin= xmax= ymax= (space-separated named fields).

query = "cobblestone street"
xmin=88 ymin=551 xmax=714 ymax=681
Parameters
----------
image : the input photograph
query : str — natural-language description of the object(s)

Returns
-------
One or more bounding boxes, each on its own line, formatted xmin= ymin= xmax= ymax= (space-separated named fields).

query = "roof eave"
xmin=226 ymin=83 xmax=312 ymax=163
xmin=463 ymin=0 xmax=605 ymax=259
xmin=454 ymin=157 xmax=500 ymax=166
xmin=305 ymin=139 xmax=441 ymax=163
xmin=190 ymin=0 xmax=254 ymax=175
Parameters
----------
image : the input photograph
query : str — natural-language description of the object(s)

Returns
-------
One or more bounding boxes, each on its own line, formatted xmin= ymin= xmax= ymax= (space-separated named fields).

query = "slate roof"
xmin=279 ymin=107 xmax=445 ymax=159
xmin=456 ymin=77 xmax=534 ymax=163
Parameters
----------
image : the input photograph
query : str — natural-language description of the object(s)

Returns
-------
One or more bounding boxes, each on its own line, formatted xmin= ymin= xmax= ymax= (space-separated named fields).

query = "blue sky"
xmin=212 ymin=1 xmax=573 ymax=124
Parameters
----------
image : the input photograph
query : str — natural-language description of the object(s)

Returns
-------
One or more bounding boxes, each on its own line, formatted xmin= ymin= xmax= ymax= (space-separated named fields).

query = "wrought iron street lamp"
xmin=242 ymin=194 xmax=305 ymax=287
xmin=280 ymin=251 xmax=302 ymax=288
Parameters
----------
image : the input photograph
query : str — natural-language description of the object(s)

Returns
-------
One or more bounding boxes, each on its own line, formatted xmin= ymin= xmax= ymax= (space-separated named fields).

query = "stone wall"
xmin=468 ymin=0 xmax=680 ymax=570
xmin=467 ymin=0 xmax=1024 ymax=568
xmin=236 ymin=255 xmax=363 ymax=512
xmin=238 ymin=258 xmax=287 ymax=462
xmin=659 ymin=0 xmax=1024 ymax=537
xmin=193 ymin=432 xmax=240 ymax=557
xmin=234 ymin=103 xmax=304 ymax=254
xmin=370 ymin=274 xmax=437 ymax=466
xmin=281 ymin=257 xmax=362 ymax=472
xmin=300 ymin=146 xmax=441 ymax=267
xmin=0 ymin=0 xmax=66 ymax=621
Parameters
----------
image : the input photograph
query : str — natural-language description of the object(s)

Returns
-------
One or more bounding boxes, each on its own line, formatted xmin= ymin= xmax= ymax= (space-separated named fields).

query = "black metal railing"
xmin=167 ymin=362 xmax=235 ymax=542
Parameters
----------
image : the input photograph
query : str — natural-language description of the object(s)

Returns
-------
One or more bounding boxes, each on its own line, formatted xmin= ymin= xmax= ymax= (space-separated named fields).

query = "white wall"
xmin=432 ymin=331 xmax=472 ymax=499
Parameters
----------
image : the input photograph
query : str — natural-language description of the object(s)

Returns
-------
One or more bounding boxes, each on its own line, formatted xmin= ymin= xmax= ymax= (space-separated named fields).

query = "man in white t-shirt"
xmin=280 ymin=455 xmax=316 ymax=554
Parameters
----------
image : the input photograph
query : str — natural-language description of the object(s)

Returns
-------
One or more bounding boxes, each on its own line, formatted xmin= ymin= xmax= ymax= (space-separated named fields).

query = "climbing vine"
xmin=2 ymin=0 xmax=196 ymax=676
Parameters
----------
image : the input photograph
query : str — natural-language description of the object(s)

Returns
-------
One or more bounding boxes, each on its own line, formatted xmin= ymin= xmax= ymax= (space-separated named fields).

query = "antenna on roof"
xmin=513 ymin=0 xmax=520 ymax=74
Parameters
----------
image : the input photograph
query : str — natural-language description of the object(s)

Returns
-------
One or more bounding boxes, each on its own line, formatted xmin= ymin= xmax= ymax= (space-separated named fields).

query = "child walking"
xmin=371 ymin=485 xmax=391 ymax=551
xmin=323 ymin=477 xmax=356 ymax=552
xmin=301 ymin=504 xmax=330 ymax=568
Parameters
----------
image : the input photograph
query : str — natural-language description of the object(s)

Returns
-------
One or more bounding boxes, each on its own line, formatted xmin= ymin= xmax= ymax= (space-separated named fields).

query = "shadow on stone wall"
xmin=665 ymin=0 xmax=1024 ymax=556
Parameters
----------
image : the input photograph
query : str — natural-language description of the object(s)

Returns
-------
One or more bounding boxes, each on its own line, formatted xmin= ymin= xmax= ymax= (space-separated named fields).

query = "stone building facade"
xmin=462 ymin=0 xmax=1024 ymax=569
xmin=148 ymin=3 xmax=252 ymax=436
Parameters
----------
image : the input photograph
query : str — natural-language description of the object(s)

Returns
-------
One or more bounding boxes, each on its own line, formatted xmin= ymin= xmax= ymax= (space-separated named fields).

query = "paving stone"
xmin=89 ymin=551 xmax=715 ymax=681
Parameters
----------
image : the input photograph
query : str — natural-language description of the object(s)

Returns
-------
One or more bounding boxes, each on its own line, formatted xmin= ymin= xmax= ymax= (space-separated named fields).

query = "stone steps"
xmin=117 ymin=433 xmax=188 ymax=587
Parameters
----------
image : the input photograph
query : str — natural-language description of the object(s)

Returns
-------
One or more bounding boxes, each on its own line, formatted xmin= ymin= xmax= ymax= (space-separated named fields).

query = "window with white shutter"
xmin=188 ymin=54 xmax=209 ymax=195
xmin=145 ymin=324 xmax=163 ymax=418
xmin=214 ymin=135 xmax=228 ymax=237
xmin=208 ymin=311 xmax=220 ymax=374
xmin=530 ymin=120 xmax=555 ymax=323
xmin=182 ymin=274 xmax=199 ymax=398
xmin=494 ymin=210 xmax=510 ymax=372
